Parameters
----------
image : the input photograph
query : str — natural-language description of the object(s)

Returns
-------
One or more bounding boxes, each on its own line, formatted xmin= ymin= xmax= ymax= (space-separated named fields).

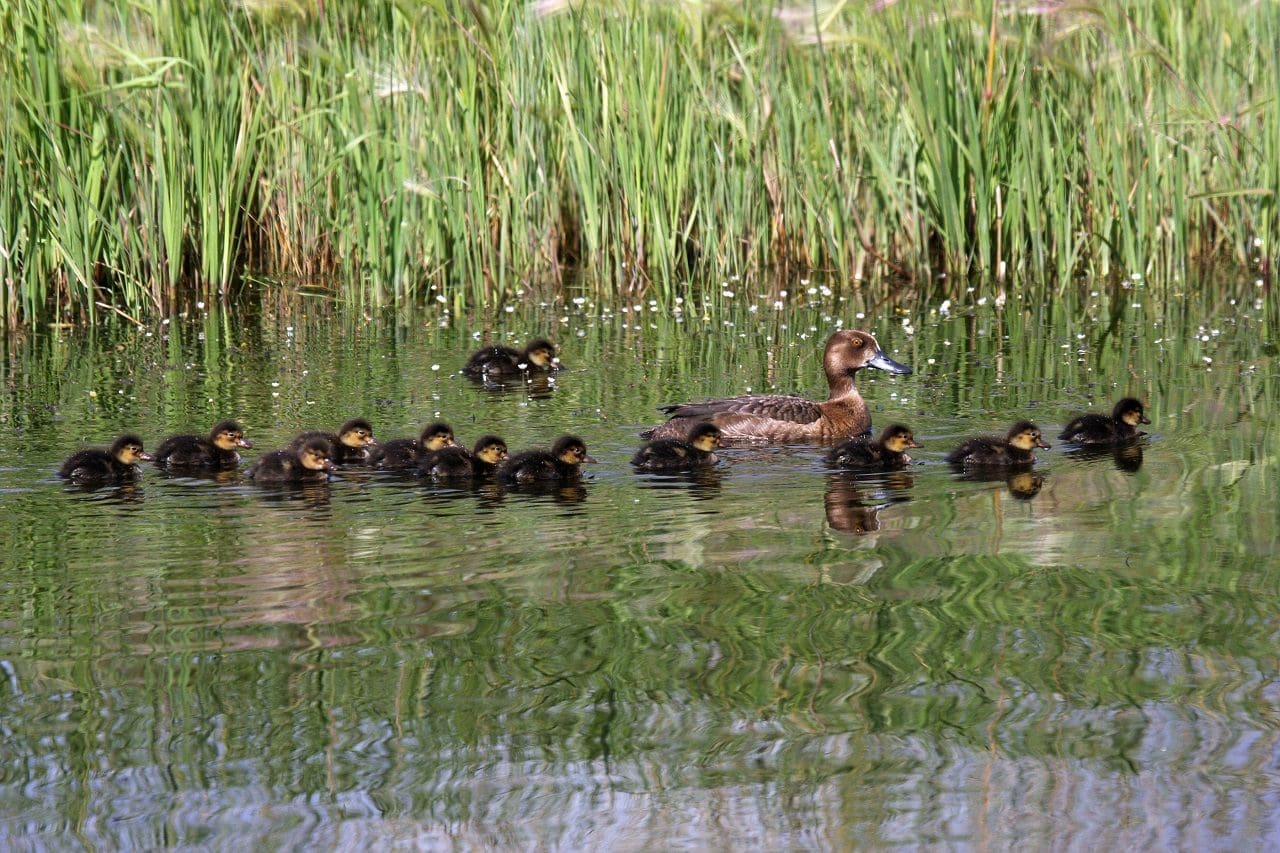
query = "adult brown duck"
xmin=643 ymin=330 xmax=911 ymax=444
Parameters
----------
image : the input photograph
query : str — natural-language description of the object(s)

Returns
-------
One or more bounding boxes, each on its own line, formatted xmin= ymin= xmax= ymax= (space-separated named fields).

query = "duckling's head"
xmin=473 ymin=435 xmax=508 ymax=464
xmin=879 ymin=423 xmax=923 ymax=454
xmin=211 ymin=419 xmax=252 ymax=451
xmin=687 ymin=422 xmax=723 ymax=452
xmin=552 ymin=435 xmax=596 ymax=465
xmin=111 ymin=434 xmax=152 ymax=464
xmin=1114 ymin=397 xmax=1151 ymax=427
xmin=523 ymin=339 xmax=558 ymax=369
xmin=337 ymin=418 xmax=377 ymax=448
xmin=419 ymin=421 xmax=458 ymax=452
xmin=826 ymin=330 xmax=912 ymax=378
xmin=298 ymin=438 xmax=335 ymax=472
xmin=1006 ymin=421 xmax=1051 ymax=451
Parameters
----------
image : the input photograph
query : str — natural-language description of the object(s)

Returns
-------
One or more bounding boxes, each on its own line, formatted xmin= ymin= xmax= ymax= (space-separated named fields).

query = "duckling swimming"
xmin=375 ymin=421 xmax=457 ymax=470
xmin=290 ymin=418 xmax=377 ymax=465
xmin=1058 ymin=397 xmax=1150 ymax=446
xmin=946 ymin=421 xmax=1050 ymax=467
xmin=643 ymin=329 xmax=911 ymax=444
xmin=826 ymin=423 xmax=921 ymax=471
xmin=463 ymin=338 xmax=559 ymax=379
xmin=153 ymin=419 xmax=252 ymax=469
xmin=421 ymin=435 xmax=509 ymax=480
xmin=497 ymin=435 xmax=596 ymax=483
xmin=247 ymin=437 xmax=335 ymax=482
xmin=631 ymin=422 xmax=722 ymax=471
xmin=58 ymin=434 xmax=152 ymax=483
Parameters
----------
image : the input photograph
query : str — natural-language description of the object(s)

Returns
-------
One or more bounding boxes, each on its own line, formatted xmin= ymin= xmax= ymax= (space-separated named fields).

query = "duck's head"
xmin=523 ymin=339 xmax=558 ymax=370
xmin=298 ymin=438 xmax=335 ymax=472
xmin=1114 ymin=397 xmax=1151 ymax=427
xmin=553 ymin=435 xmax=597 ymax=465
xmin=419 ymin=421 xmax=458 ymax=452
xmin=111 ymin=434 xmax=152 ymax=464
xmin=825 ymin=330 xmax=912 ymax=378
xmin=879 ymin=423 xmax=923 ymax=453
xmin=1007 ymin=421 xmax=1051 ymax=451
xmin=337 ymin=418 xmax=377 ymax=448
xmin=473 ymin=435 xmax=509 ymax=464
xmin=687 ymin=422 xmax=723 ymax=453
xmin=210 ymin=419 xmax=252 ymax=451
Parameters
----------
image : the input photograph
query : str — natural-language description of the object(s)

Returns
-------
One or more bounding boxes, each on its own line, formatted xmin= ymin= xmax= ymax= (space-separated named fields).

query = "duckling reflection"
xmin=634 ymin=465 xmax=725 ymax=501
xmin=1064 ymin=441 xmax=1144 ymax=473
xmin=954 ymin=467 xmax=1047 ymax=500
xmin=823 ymin=471 xmax=915 ymax=534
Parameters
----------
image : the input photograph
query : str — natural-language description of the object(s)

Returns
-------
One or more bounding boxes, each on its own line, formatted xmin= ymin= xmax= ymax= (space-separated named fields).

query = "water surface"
xmin=2 ymin=284 xmax=1278 ymax=848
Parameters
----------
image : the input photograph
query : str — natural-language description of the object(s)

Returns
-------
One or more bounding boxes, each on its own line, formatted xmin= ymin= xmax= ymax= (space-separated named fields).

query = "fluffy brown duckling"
xmin=1058 ymin=397 xmax=1151 ymax=446
xmin=463 ymin=338 xmax=559 ymax=380
xmin=496 ymin=435 xmax=596 ymax=483
xmin=290 ymin=418 xmax=377 ymax=465
xmin=247 ymin=437 xmax=335 ymax=482
xmin=58 ymin=434 xmax=152 ymax=483
xmin=374 ymin=421 xmax=457 ymax=470
xmin=421 ymin=435 xmax=509 ymax=480
xmin=826 ymin=423 xmax=921 ymax=471
xmin=631 ymin=422 xmax=722 ymax=471
xmin=153 ymin=419 xmax=252 ymax=470
xmin=643 ymin=329 xmax=912 ymax=444
xmin=946 ymin=420 xmax=1050 ymax=467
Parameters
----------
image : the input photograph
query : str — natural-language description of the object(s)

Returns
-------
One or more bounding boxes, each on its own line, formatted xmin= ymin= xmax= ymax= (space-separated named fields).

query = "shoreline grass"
xmin=1 ymin=0 xmax=1276 ymax=327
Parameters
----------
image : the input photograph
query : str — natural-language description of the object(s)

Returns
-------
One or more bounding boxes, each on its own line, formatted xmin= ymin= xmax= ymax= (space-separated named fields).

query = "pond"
xmin=2 ymin=281 xmax=1278 ymax=848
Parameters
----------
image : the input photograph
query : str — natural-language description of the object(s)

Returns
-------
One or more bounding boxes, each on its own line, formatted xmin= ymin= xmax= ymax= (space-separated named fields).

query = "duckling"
xmin=826 ymin=423 xmax=921 ymax=471
xmin=247 ymin=437 xmax=335 ymax=482
xmin=946 ymin=421 xmax=1050 ymax=467
xmin=290 ymin=418 xmax=377 ymax=465
xmin=58 ymin=434 xmax=152 ymax=483
xmin=153 ymin=419 xmax=252 ymax=469
xmin=631 ymin=422 xmax=722 ymax=471
xmin=421 ymin=435 xmax=509 ymax=480
xmin=463 ymin=338 xmax=560 ymax=379
xmin=1058 ymin=397 xmax=1151 ymax=446
xmin=374 ymin=421 xmax=457 ymax=470
xmin=496 ymin=435 xmax=596 ymax=483
xmin=643 ymin=329 xmax=912 ymax=444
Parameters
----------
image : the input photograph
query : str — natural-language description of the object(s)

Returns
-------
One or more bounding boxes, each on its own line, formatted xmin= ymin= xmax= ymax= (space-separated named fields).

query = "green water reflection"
xmin=1 ymin=285 xmax=1278 ymax=848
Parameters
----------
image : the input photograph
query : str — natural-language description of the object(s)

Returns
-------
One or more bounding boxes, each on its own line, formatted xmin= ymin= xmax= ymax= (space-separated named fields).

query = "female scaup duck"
xmin=247 ymin=437 xmax=335 ymax=482
xmin=59 ymin=434 xmax=152 ymax=483
xmin=463 ymin=339 xmax=559 ymax=379
xmin=290 ymin=418 xmax=377 ymax=465
xmin=153 ymin=419 xmax=252 ymax=469
xmin=643 ymin=330 xmax=911 ymax=444
xmin=421 ymin=435 xmax=509 ymax=480
xmin=826 ymin=423 xmax=921 ymax=471
xmin=375 ymin=421 xmax=457 ymax=470
xmin=1058 ymin=397 xmax=1151 ymax=446
xmin=497 ymin=435 xmax=596 ymax=483
xmin=631 ymin=422 xmax=722 ymax=471
xmin=946 ymin=421 xmax=1050 ymax=467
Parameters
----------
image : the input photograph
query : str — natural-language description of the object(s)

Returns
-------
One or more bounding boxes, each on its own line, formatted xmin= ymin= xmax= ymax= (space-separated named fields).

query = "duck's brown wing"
xmin=659 ymin=394 xmax=823 ymax=425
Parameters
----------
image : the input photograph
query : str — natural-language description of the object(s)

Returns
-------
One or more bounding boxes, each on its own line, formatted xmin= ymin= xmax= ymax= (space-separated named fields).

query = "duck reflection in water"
xmin=1064 ymin=441 xmax=1144 ymax=473
xmin=824 ymin=470 xmax=915 ymax=534
xmin=634 ymin=465 xmax=725 ymax=501
xmin=954 ymin=467 xmax=1047 ymax=501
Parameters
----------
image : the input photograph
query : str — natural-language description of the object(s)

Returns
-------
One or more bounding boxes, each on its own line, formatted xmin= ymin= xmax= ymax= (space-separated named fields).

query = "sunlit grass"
xmin=1 ymin=0 xmax=1275 ymax=327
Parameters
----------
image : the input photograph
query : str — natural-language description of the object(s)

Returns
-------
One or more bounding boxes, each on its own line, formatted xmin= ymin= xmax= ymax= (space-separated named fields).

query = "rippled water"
xmin=2 ymin=285 xmax=1278 ymax=848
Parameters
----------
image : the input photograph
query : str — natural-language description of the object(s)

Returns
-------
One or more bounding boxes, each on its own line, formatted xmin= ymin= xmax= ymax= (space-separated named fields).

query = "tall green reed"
xmin=1 ymin=0 xmax=1275 ymax=328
